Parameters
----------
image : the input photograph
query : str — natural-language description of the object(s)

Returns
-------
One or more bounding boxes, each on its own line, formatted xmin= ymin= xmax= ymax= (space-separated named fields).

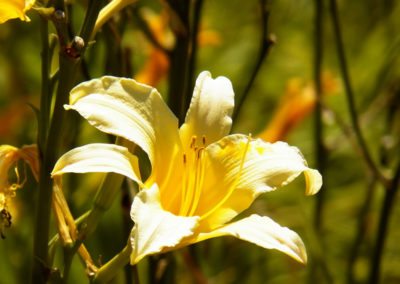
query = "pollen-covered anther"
xmin=179 ymin=135 xmax=208 ymax=216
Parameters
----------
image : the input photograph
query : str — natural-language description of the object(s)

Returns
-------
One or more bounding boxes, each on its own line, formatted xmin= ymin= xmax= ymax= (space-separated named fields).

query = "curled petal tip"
xmin=304 ymin=169 xmax=322 ymax=195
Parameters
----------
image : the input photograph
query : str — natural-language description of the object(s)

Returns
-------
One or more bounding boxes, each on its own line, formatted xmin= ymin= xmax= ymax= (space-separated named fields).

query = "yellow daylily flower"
xmin=0 ymin=0 xmax=36 ymax=24
xmin=52 ymin=71 xmax=322 ymax=265
xmin=0 ymin=144 xmax=38 ymax=238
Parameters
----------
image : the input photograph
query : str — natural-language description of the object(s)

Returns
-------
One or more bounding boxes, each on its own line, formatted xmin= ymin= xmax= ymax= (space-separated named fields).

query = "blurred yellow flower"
xmin=93 ymin=0 xmax=137 ymax=37
xmin=52 ymin=71 xmax=322 ymax=265
xmin=0 ymin=0 xmax=36 ymax=24
xmin=0 ymin=144 xmax=38 ymax=238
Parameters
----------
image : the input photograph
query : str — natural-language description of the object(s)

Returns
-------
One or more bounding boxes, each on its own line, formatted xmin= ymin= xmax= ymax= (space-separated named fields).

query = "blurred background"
xmin=0 ymin=0 xmax=399 ymax=283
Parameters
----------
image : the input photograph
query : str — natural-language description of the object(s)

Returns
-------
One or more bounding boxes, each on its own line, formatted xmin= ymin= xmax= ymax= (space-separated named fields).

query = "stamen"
xmin=180 ymin=153 xmax=189 ymax=215
xmin=179 ymin=135 xmax=209 ymax=216
xmin=188 ymin=148 xmax=205 ymax=216
xmin=190 ymin=136 xmax=197 ymax=149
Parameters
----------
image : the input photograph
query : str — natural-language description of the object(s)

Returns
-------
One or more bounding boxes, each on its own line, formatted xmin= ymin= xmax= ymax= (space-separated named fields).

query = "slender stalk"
xmin=132 ymin=265 xmax=140 ymax=284
xmin=80 ymin=0 xmax=105 ymax=43
xmin=368 ymin=161 xmax=400 ymax=283
xmin=347 ymin=177 xmax=376 ymax=284
xmin=78 ymin=139 xmax=135 ymax=241
xmin=167 ymin=0 xmax=191 ymax=122
xmin=368 ymin=92 xmax=400 ymax=283
xmin=91 ymin=244 xmax=133 ymax=284
xmin=32 ymin=18 xmax=51 ymax=283
xmin=232 ymin=0 xmax=273 ymax=124
xmin=328 ymin=0 xmax=389 ymax=187
xmin=31 ymin=1 xmax=105 ymax=282
xmin=309 ymin=1 xmax=331 ymax=282
xmin=32 ymin=51 xmax=81 ymax=284
xmin=79 ymin=173 xmax=125 ymax=238
xmin=185 ymin=0 xmax=204 ymax=113
xmin=121 ymin=181 xmax=134 ymax=284
xmin=182 ymin=248 xmax=208 ymax=284
xmin=38 ymin=18 xmax=51 ymax=152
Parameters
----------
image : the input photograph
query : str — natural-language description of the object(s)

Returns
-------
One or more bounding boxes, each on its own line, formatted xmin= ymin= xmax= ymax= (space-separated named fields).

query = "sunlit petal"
xmin=180 ymin=71 xmax=234 ymax=149
xmin=130 ymin=184 xmax=199 ymax=264
xmin=66 ymin=76 xmax=181 ymax=184
xmin=0 ymin=145 xmax=19 ymax=211
xmin=194 ymin=214 xmax=307 ymax=263
xmin=52 ymin=143 xmax=142 ymax=185
xmin=196 ymin=134 xmax=322 ymax=230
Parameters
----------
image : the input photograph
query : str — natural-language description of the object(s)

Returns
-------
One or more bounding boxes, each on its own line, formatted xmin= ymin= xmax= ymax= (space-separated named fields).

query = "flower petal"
xmin=196 ymin=135 xmax=322 ymax=230
xmin=194 ymin=214 xmax=307 ymax=263
xmin=0 ymin=0 xmax=34 ymax=24
xmin=66 ymin=76 xmax=181 ymax=184
xmin=179 ymin=71 xmax=234 ymax=149
xmin=52 ymin=143 xmax=142 ymax=185
xmin=130 ymin=184 xmax=199 ymax=265
xmin=18 ymin=144 xmax=39 ymax=181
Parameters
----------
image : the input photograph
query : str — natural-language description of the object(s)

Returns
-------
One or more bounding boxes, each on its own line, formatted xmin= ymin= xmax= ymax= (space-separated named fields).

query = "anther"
xmin=190 ymin=136 xmax=197 ymax=149
xmin=202 ymin=136 xmax=206 ymax=146
xmin=183 ymin=154 xmax=187 ymax=164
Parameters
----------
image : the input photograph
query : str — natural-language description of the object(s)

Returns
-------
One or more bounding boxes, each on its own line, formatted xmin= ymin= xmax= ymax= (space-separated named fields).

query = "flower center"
xmin=179 ymin=135 xmax=207 ymax=216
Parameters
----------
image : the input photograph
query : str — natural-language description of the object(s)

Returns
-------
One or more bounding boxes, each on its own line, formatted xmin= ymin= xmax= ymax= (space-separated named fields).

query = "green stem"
xmin=78 ymin=138 xmax=134 ymax=240
xmin=328 ymin=0 xmax=389 ymax=187
xmin=368 ymin=161 xmax=400 ymax=283
xmin=232 ymin=0 xmax=272 ymax=125
xmin=185 ymin=0 xmax=204 ymax=113
xmin=38 ymin=18 xmax=51 ymax=151
xmin=79 ymin=173 xmax=125 ymax=239
xmin=32 ymin=1 xmax=105 ymax=282
xmin=61 ymin=139 xmax=133 ymax=279
xmin=91 ymin=244 xmax=133 ymax=284
xmin=80 ymin=0 xmax=105 ymax=43
xmin=32 ymin=52 xmax=81 ymax=284
xmin=167 ymin=0 xmax=190 ymax=122
xmin=347 ymin=177 xmax=376 ymax=284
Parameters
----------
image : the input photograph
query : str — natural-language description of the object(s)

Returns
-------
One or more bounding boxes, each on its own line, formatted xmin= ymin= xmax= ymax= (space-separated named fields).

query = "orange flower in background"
xmin=258 ymin=72 xmax=338 ymax=142
xmin=0 ymin=0 xmax=36 ymax=24
xmin=135 ymin=8 xmax=221 ymax=86
xmin=0 ymin=100 xmax=33 ymax=140
xmin=134 ymin=9 xmax=172 ymax=86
